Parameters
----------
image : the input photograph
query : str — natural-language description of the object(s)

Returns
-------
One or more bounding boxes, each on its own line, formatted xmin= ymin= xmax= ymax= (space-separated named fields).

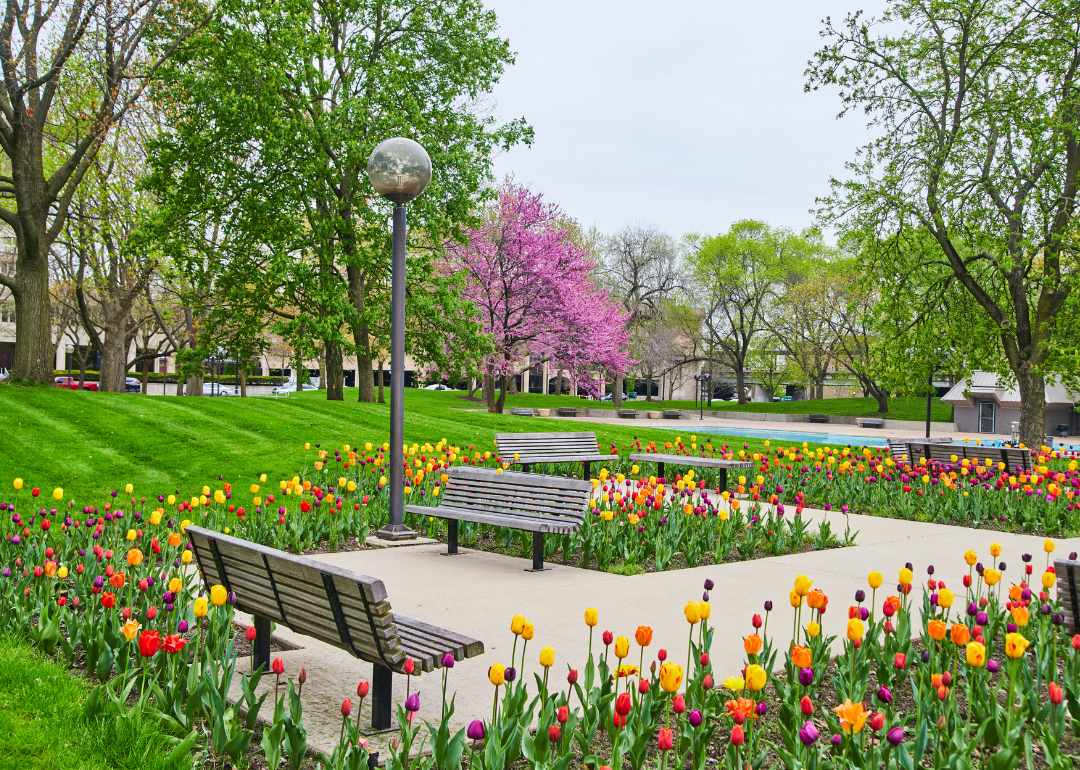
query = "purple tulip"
xmin=163 ymin=591 xmax=176 ymax=604
xmin=764 ymin=600 xmax=773 ymax=612
xmin=799 ymin=721 xmax=820 ymax=746
xmin=855 ymin=589 xmax=865 ymax=603
xmin=93 ymin=576 xmax=104 ymax=589
xmin=859 ymin=607 xmax=869 ymax=622
xmin=976 ymin=611 xmax=988 ymax=625
xmin=505 ymin=667 xmax=517 ymax=682
xmin=831 ymin=733 xmax=842 ymax=746
xmin=1007 ymin=622 xmax=1017 ymax=633
xmin=178 ymin=620 xmax=189 ymax=634
xmin=404 ymin=693 xmax=420 ymax=712
xmin=987 ymin=659 xmax=1000 ymax=674
xmin=876 ymin=685 xmax=892 ymax=704
xmin=688 ymin=709 xmax=703 ymax=727
xmin=442 ymin=652 xmax=456 ymax=668
xmin=466 ymin=720 xmax=485 ymax=740
xmin=704 ymin=579 xmax=714 ymax=591
xmin=755 ymin=702 xmax=768 ymax=716
xmin=886 ymin=727 xmax=903 ymax=746
xmin=799 ymin=667 xmax=814 ymax=687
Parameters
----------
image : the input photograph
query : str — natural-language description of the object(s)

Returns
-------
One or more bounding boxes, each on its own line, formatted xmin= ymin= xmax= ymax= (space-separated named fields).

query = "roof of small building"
xmin=941 ymin=372 xmax=1078 ymax=409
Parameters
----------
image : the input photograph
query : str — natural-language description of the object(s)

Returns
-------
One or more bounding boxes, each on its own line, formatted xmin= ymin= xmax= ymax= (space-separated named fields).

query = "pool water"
xmin=696 ymin=425 xmax=887 ymax=447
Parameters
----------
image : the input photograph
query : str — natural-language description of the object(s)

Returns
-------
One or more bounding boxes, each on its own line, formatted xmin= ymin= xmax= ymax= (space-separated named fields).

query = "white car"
xmin=203 ymin=383 xmax=233 ymax=396
xmin=423 ymin=383 xmax=456 ymax=391
xmin=271 ymin=381 xmax=318 ymax=394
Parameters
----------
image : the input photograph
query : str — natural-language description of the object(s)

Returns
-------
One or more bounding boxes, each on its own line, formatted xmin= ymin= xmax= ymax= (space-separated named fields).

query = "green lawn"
xmin=1 ymin=384 xmax=812 ymax=502
xmin=0 ymin=633 xmax=183 ymax=770
xmin=487 ymin=391 xmax=951 ymax=422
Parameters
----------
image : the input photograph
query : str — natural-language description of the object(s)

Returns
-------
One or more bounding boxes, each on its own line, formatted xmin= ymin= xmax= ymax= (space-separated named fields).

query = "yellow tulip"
xmin=1044 ymin=539 xmax=1055 ymax=554
xmin=167 ymin=495 xmax=176 ymax=506
xmin=745 ymin=664 xmax=767 ymax=691
xmin=867 ymin=571 xmax=883 ymax=589
xmin=659 ymin=662 xmax=684 ymax=693
xmin=584 ymin=608 xmax=598 ymax=627
xmin=181 ymin=551 xmax=192 ymax=565
xmin=125 ymin=483 xmax=133 ymax=495
xmin=793 ymin=575 xmax=813 ymax=596
xmin=539 ymin=646 xmax=555 ymax=668
xmin=13 ymin=478 xmax=22 ymax=490
xmin=122 ymin=620 xmax=141 ymax=641
xmin=150 ymin=511 xmax=162 ymax=526
xmin=847 ymin=618 xmax=864 ymax=642
xmin=990 ymin=543 xmax=1001 ymax=557
xmin=1042 ymin=570 xmax=1056 ymax=589
xmin=937 ymin=588 xmax=954 ymax=608
xmin=898 ymin=568 xmax=913 ymax=586
xmin=52 ymin=487 xmax=63 ymax=501
xmin=684 ymin=602 xmax=700 ymax=624
xmin=210 ymin=585 xmax=228 ymax=607
xmin=125 ymin=529 xmax=137 ymax=541
xmin=57 ymin=566 xmax=68 ymax=579
xmin=614 ymin=636 xmax=629 ymax=659
xmin=489 ymin=663 xmax=506 ymax=686
xmin=260 ymin=473 xmax=267 ymax=482
xmin=966 ymin=642 xmax=986 ymax=667
xmin=964 ymin=550 xmax=977 ymax=566
xmin=127 ymin=548 xmax=143 ymax=567
xmin=699 ymin=600 xmax=711 ymax=620
xmin=807 ymin=621 xmax=820 ymax=638
xmin=983 ymin=568 xmax=1001 ymax=586
xmin=521 ymin=621 xmax=535 ymax=641
xmin=789 ymin=589 xmax=803 ymax=608
xmin=724 ymin=676 xmax=745 ymax=691
xmin=169 ymin=577 xmax=183 ymax=593
xmin=193 ymin=597 xmax=208 ymax=617
xmin=1005 ymin=632 xmax=1030 ymax=658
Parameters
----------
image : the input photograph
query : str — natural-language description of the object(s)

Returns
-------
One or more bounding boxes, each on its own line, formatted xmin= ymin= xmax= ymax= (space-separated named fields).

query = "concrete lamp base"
xmin=374 ymin=523 xmax=418 ymax=542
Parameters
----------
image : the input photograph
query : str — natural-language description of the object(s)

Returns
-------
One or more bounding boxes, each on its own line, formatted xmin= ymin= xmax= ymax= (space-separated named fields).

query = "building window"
xmin=0 ymin=302 xmax=14 ymax=323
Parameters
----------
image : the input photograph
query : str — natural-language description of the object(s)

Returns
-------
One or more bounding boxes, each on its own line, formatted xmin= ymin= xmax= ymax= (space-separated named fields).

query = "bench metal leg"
xmin=718 ymin=468 xmax=728 ymax=494
xmin=370 ymin=663 xmax=395 ymax=732
xmin=447 ymin=520 xmax=459 ymax=554
xmin=525 ymin=532 xmax=549 ymax=572
xmin=522 ymin=463 xmax=532 ymax=474
xmin=657 ymin=461 xmax=664 ymax=482
xmin=583 ymin=461 xmax=591 ymax=481
xmin=252 ymin=614 xmax=271 ymax=674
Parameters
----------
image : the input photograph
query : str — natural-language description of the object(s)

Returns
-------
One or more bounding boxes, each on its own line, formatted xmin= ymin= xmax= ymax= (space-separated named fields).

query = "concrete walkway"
xmin=227 ymin=509 xmax=1080 ymax=755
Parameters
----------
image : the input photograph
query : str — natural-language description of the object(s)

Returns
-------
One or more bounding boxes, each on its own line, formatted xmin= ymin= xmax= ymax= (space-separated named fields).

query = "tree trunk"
xmin=324 ymin=340 xmax=343 ymax=401
xmin=735 ymin=365 xmax=747 ymax=405
xmin=317 ymin=351 xmax=327 ymax=390
xmin=186 ymin=373 xmax=203 ymax=396
xmin=613 ymin=373 xmax=623 ymax=408
xmin=240 ymin=367 xmax=247 ymax=398
xmin=555 ymin=370 xmax=563 ymax=398
xmin=141 ymin=358 xmax=148 ymax=394
xmin=509 ymin=371 xmax=520 ymax=394
xmin=494 ymin=374 xmax=508 ymax=413
xmin=484 ymin=372 xmax=497 ymax=412
xmin=347 ymin=266 xmax=377 ymax=403
xmin=645 ymin=370 xmax=653 ymax=402
xmin=9 ymin=220 xmax=54 ymax=383
xmin=98 ymin=321 xmax=128 ymax=393
xmin=1016 ymin=367 xmax=1046 ymax=450
xmin=377 ymin=359 xmax=385 ymax=404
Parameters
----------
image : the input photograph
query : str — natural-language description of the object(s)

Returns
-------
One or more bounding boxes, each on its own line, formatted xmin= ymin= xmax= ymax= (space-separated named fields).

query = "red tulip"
xmin=731 ymin=725 xmax=745 ymax=746
xmin=246 ymin=626 xmax=257 ymax=642
xmin=612 ymin=713 xmax=627 ymax=728
xmin=404 ymin=658 xmax=415 ymax=675
xmin=548 ymin=725 xmax=560 ymax=743
xmin=699 ymin=653 xmax=709 ymax=666
xmin=557 ymin=705 xmax=568 ymax=724
xmin=100 ymin=592 xmax=115 ymax=609
xmin=657 ymin=728 xmax=674 ymax=751
xmin=615 ymin=692 xmax=632 ymax=716
xmin=567 ymin=669 xmax=578 ymax=685
xmin=162 ymin=634 xmax=187 ymax=654
xmin=801 ymin=695 xmax=813 ymax=715
xmin=657 ymin=648 xmax=667 ymax=662
xmin=894 ymin=653 xmax=906 ymax=670
xmin=870 ymin=712 xmax=884 ymax=731
xmin=1049 ymin=682 xmax=1064 ymax=705
xmin=146 ymin=606 xmax=158 ymax=620
xmin=272 ymin=658 xmax=285 ymax=676
xmin=138 ymin=630 xmax=160 ymax=657
xmin=341 ymin=699 xmax=352 ymax=717
xmin=121 ymin=607 xmax=132 ymax=620
xmin=638 ymin=678 xmax=650 ymax=695
xmin=673 ymin=695 xmax=685 ymax=714
xmin=602 ymin=630 xmax=614 ymax=646
xmin=357 ymin=681 xmax=370 ymax=698
xmin=702 ymin=674 xmax=713 ymax=690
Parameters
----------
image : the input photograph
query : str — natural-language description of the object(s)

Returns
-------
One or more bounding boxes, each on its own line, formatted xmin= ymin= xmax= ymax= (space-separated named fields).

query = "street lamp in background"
xmin=64 ymin=343 xmax=73 ymax=388
xmin=159 ymin=356 xmax=168 ymax=397
xmin=367 ymin=137 xmax=432 ymax=541
xmin=695 ymin=373 xmax=710 ymax=420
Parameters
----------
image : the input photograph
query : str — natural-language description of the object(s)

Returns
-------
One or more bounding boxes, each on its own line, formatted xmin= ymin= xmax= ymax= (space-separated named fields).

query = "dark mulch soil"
xmin=293 ymin=535 xmax=371 ymax=556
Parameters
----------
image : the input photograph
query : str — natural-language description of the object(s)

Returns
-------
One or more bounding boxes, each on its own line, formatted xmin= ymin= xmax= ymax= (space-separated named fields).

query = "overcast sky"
xmin=484 ymin=0 xmax=888 ymax=241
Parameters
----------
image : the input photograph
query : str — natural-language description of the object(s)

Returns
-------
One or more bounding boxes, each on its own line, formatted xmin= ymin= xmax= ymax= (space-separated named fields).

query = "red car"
xmin=55 ymin=376 xmax=97 ymax=391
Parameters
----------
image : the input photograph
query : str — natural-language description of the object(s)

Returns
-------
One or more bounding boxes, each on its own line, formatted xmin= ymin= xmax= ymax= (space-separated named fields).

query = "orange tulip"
xmin=791 ymin=645 xmax=812 ymax=669
xmin=635 ymin=625 xmax=653 ymax=647
xmin=1011 ymin=606 xmax=1030 ymax=627
xmin=110 ymin=572 xmax=126 ymax=589
xmin=950 ymin=624 xmax=970 ymax=646
xmin=744 ymin=634 xmax=763 ymax=656
xmin=927 ymin=619 xmax=946 ymax=641
xmin=807 ymin=589 xmax=826 ymax=610
xmin=834 ymin=700 xmax=869 ymax=734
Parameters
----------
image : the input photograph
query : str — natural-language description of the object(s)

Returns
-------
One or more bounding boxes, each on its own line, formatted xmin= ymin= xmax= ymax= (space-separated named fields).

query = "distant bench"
xmin=557 ymin=407 xmax=580 ymax=417
xmin=186 ymin=526 xmax=483 ymax=731
xmin=495 ymin=431 xmax=613 ymax=480
xmin=808 ymin=414 xmax=829 ymax=424
xmin=617 ymin=409 xmax=638 ymax=419
xmin=661 ymin=410 xmax=683 ymax=420
xmin=511 ymin=408 xmax=536 ymax=416
xmin=628 ymin=453 xmax=754 ymax=492
xmin=406 ymin=467 xmax=591 ymax=571
xmin=855 ymin=417 xmax=884 ymax=428
xmin=893 ymin=440 xmax=1032 ymax=473
xmin=1054 ymin=558 xmax=1080 ymax=635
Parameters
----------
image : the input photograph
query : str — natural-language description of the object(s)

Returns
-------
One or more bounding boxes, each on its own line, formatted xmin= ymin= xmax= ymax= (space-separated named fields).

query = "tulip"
xmin=511 ymin=614 xmax=526 ymax=636
xmin=684 ymin=602 xmax=700 ymax=624
xmin=404 ymin=658 xmax=415 ymax=675
xmin=467 ymin=720 xmax=485 ymax=741
xmin=672 ymin=694 xmax=685 ymax=713
xmin=799 ymin=721 xmax=819 ymax=746
xmin=657 ymin=728 xmax=674 ymax=751
xmin=659 ymin=661 xmax=683 ymax=693
xmin=868 ymin=571 xmax=883 ymax=589
xmin=745 ymin=664 xmax=767 ymax=691
xmin=404 ymin=693 xmax=419 ymax=712
xmin=138 ymin=630 xmax=160 ymax=657
xmin=616 ymin=692 xmax=633 ymax=716
xmin=567 ymin=669 xmax=578 ymax=685
xmin=887 ymin=727 xmax=904 ymax=746
xmin=548 ymin=725 xmax=560 ymax=743
xmin=870 ymin=712 xmax=884 ymax=731
xmin=246 ymin=626 xmax=257 ymax=642
xmin=614 ymin=635 xmax=629 ymax=659
xmin=521 ymin=622 xmax=534 ymax=641
xmin=584 ymin=608 xmax=598 ymax=627
xmin=272 ymin=658 xmax=285 ymax=675
xmin=730 ymin=725 xmax=745 ymax=746
xmin=1049 ymin=682 xmax=1064 ymax=705
xmin=791 ymin=645 xmax=811 ymax=668
xmin=488 ymin=664 xmax=505 ymax=686
xmin=341 ymin=699 xmax=352 ymax=717
xmin=744 ymin=634 xmax=763 ymax=656
xmin=798 ymin=667 xmax=814 ymax=687
xmin=1005 ymin=632 xmax=1030 ymax=658
xmin=210 ymin=585 xmax=227 ymax=606
xmin=602 ymin=630 xmax=614 ymax=646
xmin=801 ymin=695 xmax=814 ymax=715
xmin=557 ymin=705 xmax=568 ymax=724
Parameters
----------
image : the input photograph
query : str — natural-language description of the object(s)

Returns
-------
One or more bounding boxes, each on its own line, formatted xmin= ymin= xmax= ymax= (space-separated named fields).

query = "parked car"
xmin=55 ymin=376 xmax=97 ymax=391
xmin=125 ymin=377 xmax=142 ymax=393
xmin=0 ymin=367 xmax=8 ymax=382
xmin=270 ymin=381 xmax=317 ymax=395
xmin=422 ymin=383 xmax=456 ymax=391
xmin=203 ymin=382 xmax=233 ymax=396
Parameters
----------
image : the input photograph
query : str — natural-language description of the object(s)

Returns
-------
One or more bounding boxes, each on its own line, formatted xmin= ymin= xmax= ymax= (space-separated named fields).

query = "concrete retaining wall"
xmin=540 ymin=407 xmax=956 ymax=432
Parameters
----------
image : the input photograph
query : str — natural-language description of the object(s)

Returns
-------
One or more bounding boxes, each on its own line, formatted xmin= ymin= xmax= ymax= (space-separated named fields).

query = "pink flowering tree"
xmin=443 ymin=185 xmax=632 ymax=412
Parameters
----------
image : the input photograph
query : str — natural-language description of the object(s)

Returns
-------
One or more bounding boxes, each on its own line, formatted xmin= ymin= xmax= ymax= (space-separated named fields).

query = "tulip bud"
xmin=730 ymin=725 xmax=745 ymax=746
xmin=699 ymin=653 xmax=708 ymax=666
xmin=272 ymin=658 xmax=284 ymax=676
xmin=341 ymin=699 xmax=352 ymax=717
xmin=657 ymin=648 xmax=667 ymax=662
xmin=567 ymin=669 xmax=578 ymax=685
xmin=602 ymin=630 xmax=613 ymax=646
xmin=638 ymin=678 xmax=650 ymax=695
xmin=702 ymin=674 xmax=712 ymax=691
xmin=548 ymin=725 xmax=560 ymax=743
xmin=887 ymin=727 xmax=903 ymax=746
xmin=1049 ymin=682 xmax=1064 ymax=705
xmin=466 ymin=720 xmax=485 ymax=741
xmin=800 ymin=695 xmax=813 ymax=715
xmin=246 ymin=626 xmax=257 ymax=642
xmin=404 ymin=658 xmax=415 ymax=675
xmin=299 ymin=667 xmax=307 ymax=685
xmin=557 ymin=706 xmax=568 ymax=724
xmin=657 ymin=728 xmax=674 ymax=751
xmin=987 ymin=659 xmax=1000 ymax=673
xmin=672 ymin=694 xmax=685 ymax=714
xmin=870 ymin=712 xmax=884 ymax=731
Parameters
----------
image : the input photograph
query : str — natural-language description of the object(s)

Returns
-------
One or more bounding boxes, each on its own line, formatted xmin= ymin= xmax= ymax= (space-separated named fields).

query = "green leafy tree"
xmin=808 ymin=0 xmax=1080 ymax=447
xmin=146 ymin=0 xmax=529 ymax=400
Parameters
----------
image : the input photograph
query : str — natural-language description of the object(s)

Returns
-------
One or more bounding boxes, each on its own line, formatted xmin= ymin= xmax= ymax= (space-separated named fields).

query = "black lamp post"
xmin=64 ymin=343 xmax=73 ymax=388
xmin=159 ymin=356 xmax=168 ymax=396
xmin=367 ymin=137 xmax=432 ymax=541
xmin=695 ymin=373 xmax=711 ymax=420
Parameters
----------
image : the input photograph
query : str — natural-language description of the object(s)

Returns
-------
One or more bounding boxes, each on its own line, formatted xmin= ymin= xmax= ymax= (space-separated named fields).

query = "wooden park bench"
xmin=511 ymin=408 xmax=537 ymax=416
xmin=557 ymin=407 xmax=580 ymax=417
xmin=901 ymin=441 xmax=1032 ymax=473
xmin=856 ymin=417 xmax=885 ymax=428
xmin=808 ymin=414 xmax=829 ymax=424
xmin=661 ymin=410 xmax=683 ymax=420
xmin=405 ymin=467 xmax=591 ymax=571
xmin=494 ymin=430 xmax=613 ymax=480
xmin=1054 ymin=558 xmax=1080 ymax=634
xmin=628 ymin=452 xmax=753 ymax=492
xmin=186 ymin=526 xmax=483 ymax=732
xmin=617 ymin=409 xmax=638 ymax=419
xmin=886 ymin=436 xmax=951 ymax=460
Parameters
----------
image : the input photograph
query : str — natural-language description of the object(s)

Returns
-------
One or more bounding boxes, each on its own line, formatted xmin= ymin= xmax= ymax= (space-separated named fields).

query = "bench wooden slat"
xmin=432 ymin=503 xmax=583 ymax=527
xmin=407 ymin=505 xmax=581 ymax=534
xmin=628 ymin=453 xmax=753 ymax=469
xmin=441 ymin=485 xmax=591 ymax=514
xmin=394 ymin=615 xmax=486 ymax=659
